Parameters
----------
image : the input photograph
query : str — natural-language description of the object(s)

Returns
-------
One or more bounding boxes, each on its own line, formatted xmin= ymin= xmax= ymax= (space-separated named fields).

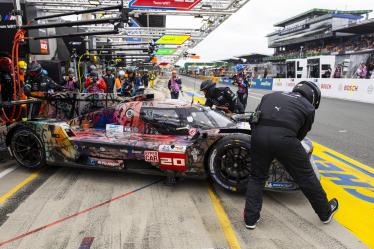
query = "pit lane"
xmin=0 ymin=77 xmax=372 ymax=249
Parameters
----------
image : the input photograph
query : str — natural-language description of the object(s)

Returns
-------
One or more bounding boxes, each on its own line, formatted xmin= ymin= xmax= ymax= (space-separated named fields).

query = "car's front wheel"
xmin=208 ymin=134 xmax=252 ymax=192
xmin=10 ymin=129 xmax=46 ymax=169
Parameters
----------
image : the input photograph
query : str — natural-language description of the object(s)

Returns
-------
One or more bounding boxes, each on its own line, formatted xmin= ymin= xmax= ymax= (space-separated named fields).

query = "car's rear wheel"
xmin=10 ymin=129 xmax=46 ymax=169
xmin=208 ymin=134 xmax=251 ymax=192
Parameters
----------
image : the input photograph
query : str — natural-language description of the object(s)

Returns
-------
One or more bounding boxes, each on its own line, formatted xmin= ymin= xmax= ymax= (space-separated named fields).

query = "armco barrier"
xmin=273 ymin=78 xmax=374 ymax=104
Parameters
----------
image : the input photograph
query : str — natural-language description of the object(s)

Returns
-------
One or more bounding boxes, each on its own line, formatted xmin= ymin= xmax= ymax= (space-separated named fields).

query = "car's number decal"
xmin=159 ymin=152 xmax=187 ymax=171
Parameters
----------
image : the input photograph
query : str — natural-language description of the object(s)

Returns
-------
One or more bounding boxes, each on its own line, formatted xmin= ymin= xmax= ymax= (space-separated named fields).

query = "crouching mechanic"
xmin=244 ymin=81 xmax=338 ymax=229
xmin=200 ymin=80 xmax=244 ymax=114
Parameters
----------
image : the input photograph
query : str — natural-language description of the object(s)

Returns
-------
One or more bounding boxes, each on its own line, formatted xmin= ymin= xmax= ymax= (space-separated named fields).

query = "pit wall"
xmin=219 ymin=77 xmax=374 ymax=104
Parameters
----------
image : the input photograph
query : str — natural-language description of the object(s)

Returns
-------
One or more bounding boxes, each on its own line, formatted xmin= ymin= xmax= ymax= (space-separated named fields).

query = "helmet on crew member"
xmin=90 ymin=71 xmax=98 ymax=78
xmin=200 ymin=80 xmax=215 ymax=92
xmin=89 ymin=64 xmax=97 ymax=72
xmin=106 ymin=66 xmax=115 ymax=73
xmin=292 ymin=81 xmax=321 ymax=109
xmin=118 ymin=70 xmax=125 ymax=77
xmin=28 ymin=62 xmax=43 ymax=78
xmin=0 ymin=57 xmax=12 ymax=73
xmin=235 ymin=64 xmax=245 ymax=72
xmin=18 ymin=61 xmax=27 ymax=70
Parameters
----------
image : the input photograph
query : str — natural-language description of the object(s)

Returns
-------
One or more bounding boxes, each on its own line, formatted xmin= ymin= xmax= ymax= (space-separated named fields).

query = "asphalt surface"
xmin=0 ymin=76 xmax=370 ymax=249
xmin=181 ymin=76 xmax=374 ymax=167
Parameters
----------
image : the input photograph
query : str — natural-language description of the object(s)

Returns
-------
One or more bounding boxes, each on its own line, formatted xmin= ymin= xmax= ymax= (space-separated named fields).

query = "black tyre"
xmin=10 ymin=129 xmax=46 ymax=169
xmin=208 ymin=134 xmax=251 ymax=192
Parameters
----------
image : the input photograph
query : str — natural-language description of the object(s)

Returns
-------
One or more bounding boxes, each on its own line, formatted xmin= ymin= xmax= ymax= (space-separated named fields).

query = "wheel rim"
xmin=217 ymin=145 xmax=251 ymax=184
xmin=12 ymin=131 xmax=43 ymax=168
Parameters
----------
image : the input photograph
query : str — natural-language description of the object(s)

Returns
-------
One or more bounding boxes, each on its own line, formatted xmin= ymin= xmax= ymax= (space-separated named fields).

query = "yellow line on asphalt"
xmin=313 ymin=143 xmax=374 ymax=248
xmin=0 ymin=171 xmax=39 ymax=204
xmin=208 ymin=185 xmax=241 ymax=249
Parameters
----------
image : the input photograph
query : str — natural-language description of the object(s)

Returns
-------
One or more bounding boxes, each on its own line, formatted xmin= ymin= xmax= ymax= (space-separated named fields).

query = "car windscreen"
xmin=183 ymin=107 xmax=235 ymax=129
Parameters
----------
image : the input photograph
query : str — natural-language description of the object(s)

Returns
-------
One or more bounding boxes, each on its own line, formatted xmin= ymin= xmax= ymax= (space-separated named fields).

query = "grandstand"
xmin=265 ymin=9 xmax=374 ymax=79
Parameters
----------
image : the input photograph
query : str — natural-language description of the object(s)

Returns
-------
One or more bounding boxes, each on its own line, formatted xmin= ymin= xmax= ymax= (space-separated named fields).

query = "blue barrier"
xmin=220 ymin=77 xmax=274 ymax=90
xmin=250 ymin=79 xmax=273 ymax=90
xmin=220 ymin=77 xmax=233 ymax=85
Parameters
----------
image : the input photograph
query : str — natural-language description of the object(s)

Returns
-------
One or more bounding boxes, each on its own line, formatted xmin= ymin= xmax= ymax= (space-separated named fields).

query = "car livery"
xmin=4 ymin=92 xmax=318 ymax=192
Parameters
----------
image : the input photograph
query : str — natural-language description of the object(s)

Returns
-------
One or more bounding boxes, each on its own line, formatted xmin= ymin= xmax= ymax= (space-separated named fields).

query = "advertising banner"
xmin=129 ymin=0 xmax=202 ymax=10
xmin=250 ymin=79 xmax=273 ymax=90
xmin=273 ymin=78 xmax=374 ymax=104
xmin=40 ymin=39 xmax=49 ymax=54
xmin=156 ymin=35 xmax=190 ymax=45
xmin=156 ymin=48 xmax=176 ymax=55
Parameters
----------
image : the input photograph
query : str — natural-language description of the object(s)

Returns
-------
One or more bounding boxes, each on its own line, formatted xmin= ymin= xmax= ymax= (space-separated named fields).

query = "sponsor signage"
xmin=250 ymin=79 xmax=273 ymax=90
xmin=279 ymin=24 xmax=308 ymax=36
xmin=40 ymin=40 xmax=49 ymax=54
xmin=273 ymin=78 xmax=374 ymax=104
xmin=344 ymin=84 xmax=359 ymax=92
xmin=156 ymin=35 xmax=190 ymax=45
xmin=156 ymin=48 xmax=176 ymax=55
xmin=129 ymin=0 xmax=201 ymax=10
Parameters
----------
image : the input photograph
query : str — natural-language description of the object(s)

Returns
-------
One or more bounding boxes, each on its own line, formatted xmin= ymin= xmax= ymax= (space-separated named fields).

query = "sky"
xmin=167 ymin=0 xmax=373 ymax=63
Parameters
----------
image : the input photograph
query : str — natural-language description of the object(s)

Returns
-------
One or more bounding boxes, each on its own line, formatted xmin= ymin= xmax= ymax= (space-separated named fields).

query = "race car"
xmin=4 ymin=93 xmax=318 ymax=192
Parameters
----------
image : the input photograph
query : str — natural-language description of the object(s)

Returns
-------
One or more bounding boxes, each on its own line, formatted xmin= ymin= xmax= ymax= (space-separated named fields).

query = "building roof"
xmin=334 ymin=18 xmax=374 ymax=34
xmin=274 ymin=8 xmax=372 ymax=27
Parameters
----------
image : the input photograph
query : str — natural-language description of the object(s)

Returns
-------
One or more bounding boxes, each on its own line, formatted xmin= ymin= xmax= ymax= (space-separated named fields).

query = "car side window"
xmin=140 ymin=108 xmax=183 ymax=134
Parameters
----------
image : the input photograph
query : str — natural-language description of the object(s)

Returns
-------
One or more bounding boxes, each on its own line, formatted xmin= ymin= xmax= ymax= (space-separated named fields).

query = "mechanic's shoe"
xmin=245 ymin=218 xmax=260 ymax=230
xmin=322 ymin=198 xmax=339 ymax=224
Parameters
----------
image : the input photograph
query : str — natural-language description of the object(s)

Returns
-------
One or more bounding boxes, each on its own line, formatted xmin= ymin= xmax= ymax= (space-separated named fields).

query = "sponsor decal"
xmin=188 ymin=128 xmax=197 ymax=137
xmin=125 ymin=108 xmax=135 ymax=118
xmin=287 ymin=80 xmax=296 ymax=87
xmin=344 ymin=84 xmax=359 ymax=92
xmin=276 ymin=81 xmax=283 ymax=87
xmin=266 ymin=181 xmax=295 ymax=189
xmin=159 ymin=144 xmax=187 ymax=153
xmin=106 ymin=124 xmax=124 ymax=133
xmin=191 ymin=148 xmax=200 ymax=162
xmin=260 ymin=82 xmax=272 ymax=87
xmin=86 ymin=157 xmax=124 ymax=168
xmin=320 ymin=83 xmax=332 ymax=90
xmin=124 ymin=127 xmax=138 ymax=133
xmin=159 ymin=152 xmax=187 ymax=171
xmin=144 ymin=151 xmax=159 ymax=163
xmin=367 ymin=85 xmax=373 ymax=94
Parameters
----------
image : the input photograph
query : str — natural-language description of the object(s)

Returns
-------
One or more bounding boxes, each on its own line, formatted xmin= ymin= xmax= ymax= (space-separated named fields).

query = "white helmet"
xmin=118 ymin=70 xmax=125 ymax=77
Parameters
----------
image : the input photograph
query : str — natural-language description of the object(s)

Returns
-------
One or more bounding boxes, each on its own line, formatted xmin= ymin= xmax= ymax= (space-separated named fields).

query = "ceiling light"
xmin=89 ymin=0 xmax=100 ymax=5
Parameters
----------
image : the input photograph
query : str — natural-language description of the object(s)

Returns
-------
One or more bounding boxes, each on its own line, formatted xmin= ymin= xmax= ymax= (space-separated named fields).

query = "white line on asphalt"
xmin=0 ymin=165 xmax=19 ymax=179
